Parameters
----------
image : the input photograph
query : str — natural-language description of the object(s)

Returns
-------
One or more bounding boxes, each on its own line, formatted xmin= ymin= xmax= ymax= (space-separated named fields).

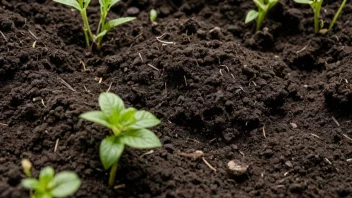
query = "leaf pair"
xmin=22 ymin=167 xmax=81 ymax=198
xmin=100 ymin=129 xmax=161 ymax=169
xmin=80 ymin=92 xmax=161 ymax=170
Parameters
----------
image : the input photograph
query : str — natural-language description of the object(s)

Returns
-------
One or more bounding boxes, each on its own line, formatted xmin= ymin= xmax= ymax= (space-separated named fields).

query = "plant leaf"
xmin=39 ymin=166 xmax=55 ymax=185
xmin=100 ymin=136 xmax=124 ymax=169
xmin=127 ymin=110 xmax=160 ymax=130
xmin=83 ymin=0 xmax=91 ymax=8
xmin=109 ymin=0 xmax=121 ymax=8
xmin=119 ymin=107 xmax=137 ymax=127
xmin=95 ymin=30 xmax=108 ymax=40
xmin=245 ymin=10 xmax=259 ymax=23
xmin=99 ymin=92 xmax=125 ymax=116
xmin=293 ymin=0 xmax=312 ymax=4
xmin=53 ymin=0 xmax=82 ymax=10
xmin=50 ymin=172 xmax=81 ymax=198
xmin=80 ymin=111 xmax=112 ymax=128
xmin=120 ymin=129 xmax=162 ymax=149
xmin=21 ymin=178 xmax=39 ymax=189
xmin=105 ymin=17 xmax=136 ymax=30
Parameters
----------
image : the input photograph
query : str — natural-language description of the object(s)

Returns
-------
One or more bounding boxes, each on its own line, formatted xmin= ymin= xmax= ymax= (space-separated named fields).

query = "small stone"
xmin=163 ymin=144 xmax=175 ymax=153
xmin=290 ymin=123 xmax=298 ymax=129
xmin=227 ymin=160 xmax=249 ymax=176
xmin=285 ymin=161 xmax=293 ymax=168
xmin=126 ymin=7 xmax=140 ymax=16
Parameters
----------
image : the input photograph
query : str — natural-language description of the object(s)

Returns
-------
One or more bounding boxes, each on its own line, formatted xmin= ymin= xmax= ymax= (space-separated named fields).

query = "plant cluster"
xmin=245 ymin=0 xmax=348 ymax=33
xmin=54 ymin=0 xmax=135 ymax=49
xmin=80 ymin=92 xmax=162 ymax=186
xmin=21 ymin=159 xmax=81 ymax=198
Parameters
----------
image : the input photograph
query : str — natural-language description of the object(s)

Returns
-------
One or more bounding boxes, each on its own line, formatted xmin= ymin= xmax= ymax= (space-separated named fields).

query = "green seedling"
xmin=21 ymin=165 xmax=81 ymax=198
xmin=150 ymin=9 xmax=158 ymax=22
xmin=245 ymin=0 xmax=279 ymax=31
xmin=80 ymin=92 xmax=162 ymax=186
xmin=294 ymin=0 xmax=347 ymax=33
xmin=54 ymin=0 xmax=135 ymax=49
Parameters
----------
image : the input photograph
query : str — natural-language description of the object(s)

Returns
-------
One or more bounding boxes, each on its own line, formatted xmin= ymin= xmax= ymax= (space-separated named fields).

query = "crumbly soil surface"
xmin=1 ymin=0 xmax=352 ymax=197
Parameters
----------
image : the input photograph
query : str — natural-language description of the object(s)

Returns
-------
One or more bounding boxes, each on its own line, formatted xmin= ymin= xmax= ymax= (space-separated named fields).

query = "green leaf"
xmin=120 ymin=129 xmax=161 ymax=149
xmin=50 ymin=172 xmax=81 ymax=198
xmin=99 ymin=92 xmax=125 ymax=116
xmin=80 ymin=111 xmax=111 ymax=128
xmin=39 ymin=167 xmax=55 ymax=185
xmin=253 ymin=0 xmax=266 ymax=10
xmin=127 ymin=110 xmax=160 ymax=130
xmin=105 ymin=17 xmax=136 ymax=30
xmin=100 ymin=136 xmax=125 ymax=169
xmin=83 ymin=0 xmax=91 ymax=8
xmin=293 ymin=0 xmax=312 ymax=4
xmin=109 ymin=0 xmax=121 ymax=8
xmin=150 ymin=9 xmax=157 ymax=22
xmin=119 ymin=107 xmax=137 ymax=127
xmin=245 ymin=10 xmax=259 ymax=24
xmin=21 ymin=178 xmax=39 ymax=189
xmin=95 ymin=30 xmax=108 ymax=40
xmin=53 ymin=0 xmax=82 ymax=10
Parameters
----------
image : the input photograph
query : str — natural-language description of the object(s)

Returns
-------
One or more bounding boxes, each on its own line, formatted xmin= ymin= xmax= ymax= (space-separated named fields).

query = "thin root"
xmin=54 ymin=139 xmax=59 ymax=152
xmin=147 ymin=64 xmax=159 ymax=71
xmin=139 ymin=150 xmax=154 ymax=158
xmin=202 ymin=157 xmax=217 ymax=172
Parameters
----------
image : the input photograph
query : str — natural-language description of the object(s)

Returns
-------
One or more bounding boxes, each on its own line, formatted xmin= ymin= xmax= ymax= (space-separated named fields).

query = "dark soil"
xmin=1 ymin=0 xmax=352 ymax=197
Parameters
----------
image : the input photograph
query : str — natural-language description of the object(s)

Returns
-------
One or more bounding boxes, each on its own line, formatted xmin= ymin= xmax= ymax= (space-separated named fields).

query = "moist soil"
xmin=1 ymin=0 xmax=352 ymax=197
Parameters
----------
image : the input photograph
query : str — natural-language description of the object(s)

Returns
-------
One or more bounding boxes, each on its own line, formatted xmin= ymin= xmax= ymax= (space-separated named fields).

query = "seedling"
xmin=54 ymin=0 xmax=135 ymax=49
xmin=245 ymin=0 xmax=279 ymax=31
xmin=80 ymin=92 xmax=162 ymax=186
xmin=294 ymin=0 xmax=347 ymax=33
xmin=150 ymin=9 xmax=158 ymax=22
xmin=21 ymin=164 xmax=81 ymax=198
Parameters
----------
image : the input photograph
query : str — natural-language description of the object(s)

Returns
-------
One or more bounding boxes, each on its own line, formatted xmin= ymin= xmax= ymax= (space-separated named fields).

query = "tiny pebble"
xmin=227 ymin=160 xmax=249 ymax=176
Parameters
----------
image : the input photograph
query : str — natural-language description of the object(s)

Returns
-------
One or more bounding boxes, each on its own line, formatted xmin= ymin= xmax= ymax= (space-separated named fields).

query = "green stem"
xmin=256 ymin=10 xmax=268 ymax=32
xmin=313 ymin=1 xmax=323 ymax=33
xmin=80 ymin=9 xmax=94 ymax=48
xmin=329 ymin=0 xmax=347 ymax=30
xmin=108 ymin=162 xmax=118 ymax=186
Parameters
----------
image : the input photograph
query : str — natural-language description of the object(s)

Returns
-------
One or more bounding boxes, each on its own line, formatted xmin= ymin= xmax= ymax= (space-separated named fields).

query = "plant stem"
xmin=108 ymin=162 xmax=118 ymax=186
xmin=80 ymin=9 xmax=94 ymax=48
xmin=329 ymin=0 xmax=347 ymax=30
xmin=256 ymin=10 xmax=268 ymax=31
xmin=313 ymin=1 xmax=323 ymax=33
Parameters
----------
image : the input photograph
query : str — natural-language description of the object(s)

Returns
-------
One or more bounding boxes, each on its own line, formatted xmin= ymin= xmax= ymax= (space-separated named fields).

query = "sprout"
xmin=21 ymin=166 xmax=81 ymax=198
xmin=80 ymin=92 xmax=162 ymax=186
xmin=150 ymin=9 xmax=158 ymax=22
xmin=245 ymin=0 xmax=279 ymax=32
xmin=54 ymin=0 xmax=135 ymax=49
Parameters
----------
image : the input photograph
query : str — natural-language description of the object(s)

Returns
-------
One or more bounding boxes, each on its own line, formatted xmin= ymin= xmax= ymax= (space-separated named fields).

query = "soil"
xmin=1 ymin=0 xmax=352 ymax=197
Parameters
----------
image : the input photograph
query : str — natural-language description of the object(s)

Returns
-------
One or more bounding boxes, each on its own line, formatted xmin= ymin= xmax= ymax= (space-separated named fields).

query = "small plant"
xmin=54 ymin=0 xmax=135 ymax=49
xmin=294 ymin=0 xmax=347 ymax=33
xmin=21 ymin=161 xmax=81 ymax=198
xmin=245 ymin=0 xmax=279 ymax=31
xmin=80 ymin=92 xmax=162 ymax=186
xmin=150 ymin=9 xmax=158 ymax=22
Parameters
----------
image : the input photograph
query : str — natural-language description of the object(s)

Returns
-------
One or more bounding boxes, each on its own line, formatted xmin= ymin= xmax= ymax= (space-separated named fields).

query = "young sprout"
xmin=80 ymin=92 xmax=162 ymax=186
xmin=294 ymin=0 xmax=347 ymax=33
xmin=22 ymin=159 xmax=32 ymax=177
xmin=150 ymin=9 xmax=158 ymax=22
xmin=54 ymin=0 xmax=135 ymax=49
xmin=245 ymin=0 xmax=279 ymax=32
xmin=294 ymin=0 xmax=323 ymax=33
xmin=21 ymin=166 xmax=81 ymax=198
